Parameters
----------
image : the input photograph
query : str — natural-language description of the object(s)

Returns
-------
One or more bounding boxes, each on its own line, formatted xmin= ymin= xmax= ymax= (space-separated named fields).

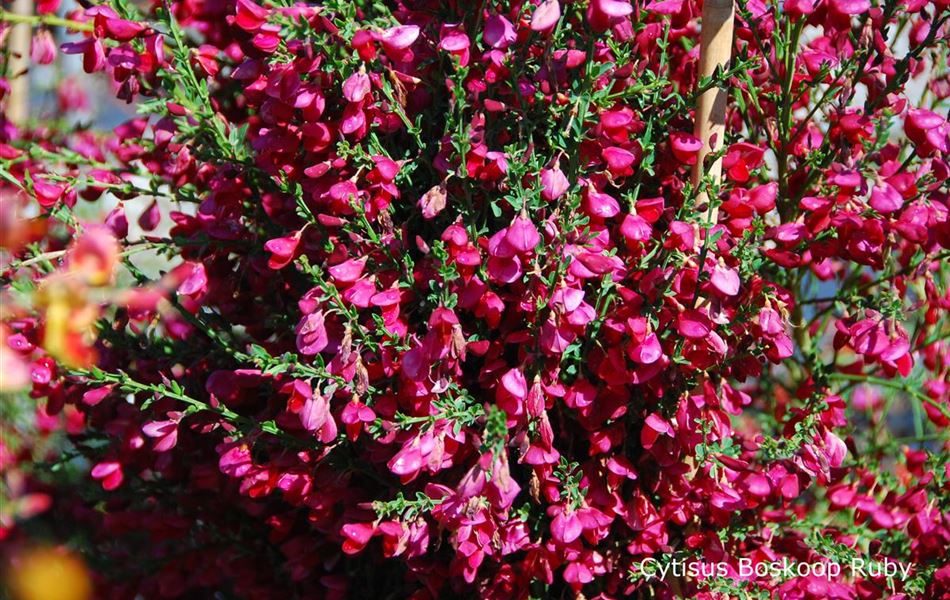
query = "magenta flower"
xmin=531 ymin=0 xmax=562 ymax=33
xmin=905 ymin=109 xmax=950 ymax=156
xmin=485 ymin=14 xmax=517 ymax=48
xmin=234 ymin=0 xmax=269 ymax=31
xmin=869 ymin=181 xmax=904 ymax=214
xmin=264 ymin=232 xmax=301 ymax=269
xmin=505 ymin=215 xmax=541 ymax=254
xmin=670 ymin=132 xmax=703 ymax=164
xmin=587 ymin=0 xmax=634 ymax=32
xmin=31 ymin=29 xmax=57 ymax=65
xmin=142 ymin=414 xmax=181 ymax=452
xmin=295 ymin=310 xmax=329 ymax=355
xmin=31 ymin=178 xmax=66 ymax=208
xmin=328 ymin=257 xmax=368 ymax=283
xmin=90 ymin=461 xmax=124 ymax=490
xmin=540 ymin=164 xmax=569 ymax=201
xmin=10 ymin=2 xmax=950 ymax=597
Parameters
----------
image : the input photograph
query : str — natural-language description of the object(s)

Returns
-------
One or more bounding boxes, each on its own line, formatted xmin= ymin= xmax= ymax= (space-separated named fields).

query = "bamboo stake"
xmin=5 ymin=0 xmax=32 ymax=126
xmin=681 ymin=0 xmax=737 ymax=486
xmin=691 ymin=0 xmax=735 ymax=223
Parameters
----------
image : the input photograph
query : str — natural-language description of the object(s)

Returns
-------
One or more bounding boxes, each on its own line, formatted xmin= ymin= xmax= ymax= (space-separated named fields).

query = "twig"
xmin=5 ymin=249 xmax=67 ymax=271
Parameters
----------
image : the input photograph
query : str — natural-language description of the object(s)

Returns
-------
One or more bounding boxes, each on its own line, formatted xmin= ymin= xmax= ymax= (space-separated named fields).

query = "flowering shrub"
xmin=2 ymin=0 xmax=950 ymax=598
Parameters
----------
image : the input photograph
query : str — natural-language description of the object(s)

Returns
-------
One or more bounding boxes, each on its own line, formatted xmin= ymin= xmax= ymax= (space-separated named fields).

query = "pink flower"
xmin=905 ymin=109 xmax=950 ymax=156
xmin=82 ymin=386 xmax=112 ymax=406
xmin=13 ymin=2 xmax=950 ymax=593
xmin=419 ymin=184 xmax=448 ymax=219
xmin=341 ymin=399 xmax=375 ymax=440
xmin=32 ymin=178 xmax=66 ymax=208
xmin=531 ymin=0 xmax=561 ymax=33
xmin=497 ymin=368 xmax=528 ymax=420
xmin=709 ymin=264 xmax=741 ymax=296
xmin=378 ymin=24 xmax=420 ymax=60
xmin=31 ymin=29 xmax=57 ymax=65
xmin=439 ymin=26 xmax=471 ymax=65
xmin=388 ymin=444 xmax=423 ymax=479
xmin=748 ymin=182 xmax=778 ymax=213
xmin=829 ymin=0 xmax=870 ymax=14
xmin=234 ymin=0 xmax=269 ymax=31
xmin=485 ymin=15 xmax=517 ymax=48
xmin=91 ymin=461 xmax=124 ymax=490
xmin=61 ymin=38 xmax=106 ymax=73
xmin=723 ymin=143 xmax=765 ymax=182
xmin=640 ymin=413 xmax=673 ymax=450
xmin=505 ymin=215 xmax=541 ymax=253
xmin=329 ymin=257 xmax=368 ymax=282
xmin=784 ymin=0 xmax=819 ymax=14
xmin=584 ymin=189 xmax=621 ymax=219
xmin=670 ymin=132 xmax=703 ymax=164
xmin=142 ymin=415 xmax=180 ymax=452
xmin=342 ymin=278 xmax=377 ymax=308
xmin=629 ymin=333 xmax=663 ymax=364
xmin=677 ymin=309 xmax=712 ymax=339
xmin=594 ymin=0 xmax=633 ymax=17
xmin=91 ymin=7 xmax=147 ymax=42
xmin=296 ymin=310 xmax=329 ymax=355
xmin=178 ymin=262 xmax=208 ymax=297
xmin=540 ymin=165 xmax=569 ymax=201
xmin=645 ymin=0 xmax=684 ymax=14
xmin=37 ymin=0 xmax=60 ymax=14
xmin=252 ymin=24 xmax=282 ymax=53
xmin=341 ymin=522 xmax=376 ymax=554
xmin=138 ymin=199 xmax=160 ymax=231
xmin=620 ymin=213 xmax=652 ymax=242
xmin=869 ymin=181 xmax=903 ymax=214
xmin=343 ymin=71 xmax=372 ymax=103
xmin=379 ymin=25 xmax=419 ymax=49
xmin=664 ymin=220 xmax=697 ymax=251
xmin=264 ymin=233 xmax=301 ymax=269
xmin=218 ymin=443 xmax=252 ymax=478
xmin=587 ymin=0 xmax=633 ymax=31
xmin=602 ymin=146 xmax=637 ymax=176
xmin=550 ymin=506 xmax=583 ymax=543
xmin=105 ymin=204 xmax=128 ymax=238
xmin=299 ymin=391 xmax=329 ymax=432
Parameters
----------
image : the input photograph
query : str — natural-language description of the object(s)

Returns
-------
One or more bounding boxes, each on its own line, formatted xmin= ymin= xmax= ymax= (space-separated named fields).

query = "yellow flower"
xmin=35 ymin=275 xmax=99 ymax=369
xmin=6 ymin=546 xmax=92 ymax=600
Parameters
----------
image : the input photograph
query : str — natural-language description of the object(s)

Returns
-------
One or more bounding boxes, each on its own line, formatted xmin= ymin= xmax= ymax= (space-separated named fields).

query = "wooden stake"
xmin=5 ymin=0 xmax=32 ymax=126
xmin=683 ymin=0 xmax=736 ymax=447
xmin=691 ymin=0 xmax=735 ymax=222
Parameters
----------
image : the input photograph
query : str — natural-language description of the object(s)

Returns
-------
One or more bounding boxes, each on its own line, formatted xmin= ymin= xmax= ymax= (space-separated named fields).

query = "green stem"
xmin=806 ymin=250 xmax=950 ymax=317
xmin=828 ymin=372 xmax=950 ymax=420
xmin=0 ymin=10 xmax=94 ymax=32
xmin=71 ymin=368 xmax=298 ymax=442
xmin=776 ymin=18 xmax=805 ymax=220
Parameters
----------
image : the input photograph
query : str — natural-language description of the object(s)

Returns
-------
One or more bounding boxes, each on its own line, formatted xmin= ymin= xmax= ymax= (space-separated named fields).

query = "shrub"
xmin=1 ymin=0 xmax=949 ymax=598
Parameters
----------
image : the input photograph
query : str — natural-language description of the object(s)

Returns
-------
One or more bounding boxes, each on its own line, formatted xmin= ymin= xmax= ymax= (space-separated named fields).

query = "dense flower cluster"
xmin=1 ymin=0 xmax=950 ymax=598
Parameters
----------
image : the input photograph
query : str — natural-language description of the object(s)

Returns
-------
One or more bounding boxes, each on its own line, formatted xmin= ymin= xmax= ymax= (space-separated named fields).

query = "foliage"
xmin=1 ymin=0 xmax=950 ymax=598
